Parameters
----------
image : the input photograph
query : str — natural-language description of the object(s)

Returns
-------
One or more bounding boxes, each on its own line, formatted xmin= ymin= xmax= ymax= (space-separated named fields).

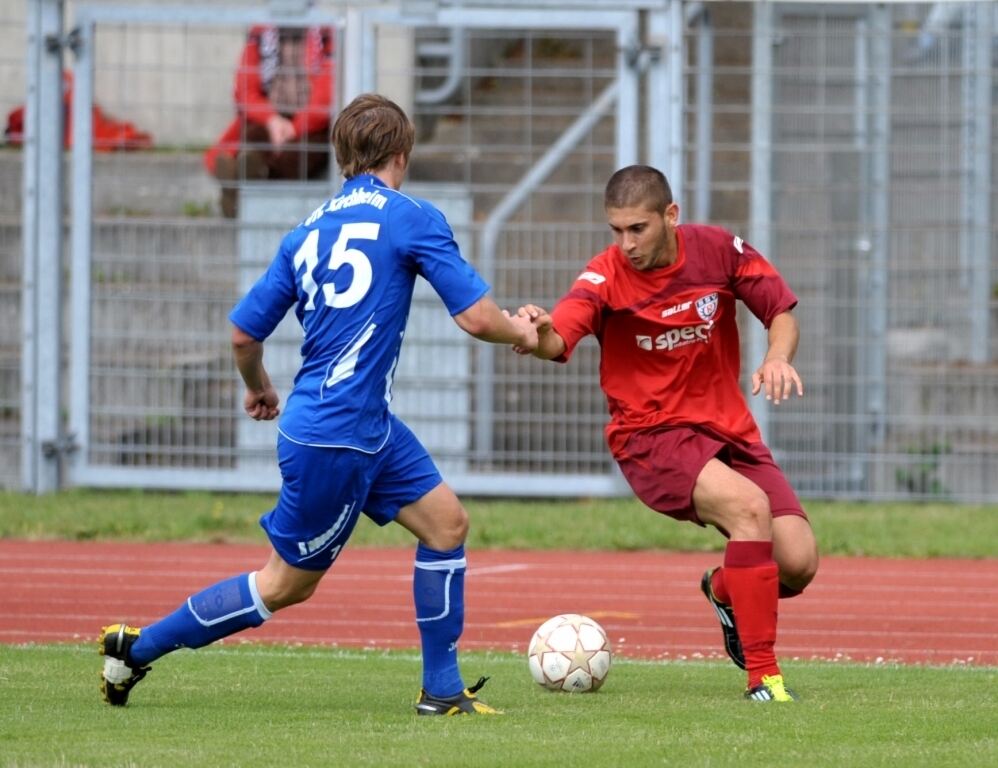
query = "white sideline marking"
xmin=12 ymin=644 xmax=998 ymax=672
xmin=391 ymin=563 xmax=530 ymax=581
xmin=470 ymin=564 xmax=531 ymax=576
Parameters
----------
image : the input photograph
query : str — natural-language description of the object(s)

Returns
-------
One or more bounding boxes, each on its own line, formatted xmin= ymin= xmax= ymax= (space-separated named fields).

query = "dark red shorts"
xmin=615 ymin=425 xmax=807 ymax=526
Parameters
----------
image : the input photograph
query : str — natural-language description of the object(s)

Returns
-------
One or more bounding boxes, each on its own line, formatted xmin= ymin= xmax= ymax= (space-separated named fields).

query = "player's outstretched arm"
xmin=231 ymin=324 xmax=281 ymax=421
xmin=514 ymin=304 xmax=566 ymax=360
xmin=453 ymin=296 xmax=539 ymax=351
xmin=751 ymin=311 xmax=803 ymax=405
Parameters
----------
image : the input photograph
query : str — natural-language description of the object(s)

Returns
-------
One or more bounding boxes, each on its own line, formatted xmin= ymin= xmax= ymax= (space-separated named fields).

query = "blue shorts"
xmin=260 ymin=414 xmax=443 ymax=571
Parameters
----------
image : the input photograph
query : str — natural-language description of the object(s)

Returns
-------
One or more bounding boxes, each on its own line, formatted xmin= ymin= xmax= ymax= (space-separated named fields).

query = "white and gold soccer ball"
xmin=528 ymin=613 xmax=612 ymax=693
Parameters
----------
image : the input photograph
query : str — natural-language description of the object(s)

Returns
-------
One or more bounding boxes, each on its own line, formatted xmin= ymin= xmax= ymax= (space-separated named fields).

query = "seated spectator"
xmin=5 ymin=71 xmax=152 ymax=152
xmin=204 ymin=24 xmax=335 ymax=218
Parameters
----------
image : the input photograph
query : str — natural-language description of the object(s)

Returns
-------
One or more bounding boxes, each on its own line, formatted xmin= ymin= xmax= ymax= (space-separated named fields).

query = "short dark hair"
xmin=604 ymin=165 xmax=673 ymax=212
xmin=332 ymin=93 xmax=415 ymax=178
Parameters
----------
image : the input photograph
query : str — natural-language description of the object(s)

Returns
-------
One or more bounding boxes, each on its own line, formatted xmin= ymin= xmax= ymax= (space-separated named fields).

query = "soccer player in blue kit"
xmin=98 ymin=93 xmax=539 ymax=715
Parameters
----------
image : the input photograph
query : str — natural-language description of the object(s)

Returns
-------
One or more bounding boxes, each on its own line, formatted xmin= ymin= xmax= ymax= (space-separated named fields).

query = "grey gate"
xmin=62 ymin=3 xmax=347 ymax=492
xmin=38 ymin=1 xmax=669 ymax=495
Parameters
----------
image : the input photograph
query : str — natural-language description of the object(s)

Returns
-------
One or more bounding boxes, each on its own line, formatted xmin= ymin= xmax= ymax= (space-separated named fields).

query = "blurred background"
xmin=3 ymin=0 xmax=997 ymax=501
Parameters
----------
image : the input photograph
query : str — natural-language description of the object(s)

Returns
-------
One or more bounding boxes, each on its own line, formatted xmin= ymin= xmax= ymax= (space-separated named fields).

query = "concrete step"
xmin=0 ymin=149 xmax=221 ymax=219
xmin=0 ymin=215 xmax=237 ymax=285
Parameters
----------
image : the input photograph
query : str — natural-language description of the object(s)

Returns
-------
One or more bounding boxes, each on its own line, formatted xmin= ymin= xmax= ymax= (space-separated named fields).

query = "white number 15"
xmin=293 ymin=222 xmax=379 ymax=310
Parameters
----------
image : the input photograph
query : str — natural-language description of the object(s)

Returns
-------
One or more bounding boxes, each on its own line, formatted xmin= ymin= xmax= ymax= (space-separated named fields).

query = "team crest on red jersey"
xmin=695 ymin=292 xmax=718 ymax=321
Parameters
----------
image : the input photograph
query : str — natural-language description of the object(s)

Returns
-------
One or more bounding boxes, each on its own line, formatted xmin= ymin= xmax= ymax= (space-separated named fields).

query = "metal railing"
xmin=10 ymin=0 xmax=998 ymax=501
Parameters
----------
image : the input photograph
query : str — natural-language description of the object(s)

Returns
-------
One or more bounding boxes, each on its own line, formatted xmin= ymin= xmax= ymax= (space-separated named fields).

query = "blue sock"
xmin=414 ymin=543 xmax=466 ymax=698
xmin=128 ymin=572 xmax=272 ymax=667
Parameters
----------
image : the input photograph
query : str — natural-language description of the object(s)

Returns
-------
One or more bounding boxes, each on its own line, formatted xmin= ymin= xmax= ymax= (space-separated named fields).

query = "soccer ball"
xmin=528 ymin=613 xmax=612 ymax=693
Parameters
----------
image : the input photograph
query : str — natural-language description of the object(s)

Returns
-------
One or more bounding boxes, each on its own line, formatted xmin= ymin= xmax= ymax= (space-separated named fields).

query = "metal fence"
xmin=9 ymin=0 xmax=998 ymax=501
xmin=751 ymin=1 xmax=997 ymax=499
xmin=0 ymin=5 xmax=27 ymax=492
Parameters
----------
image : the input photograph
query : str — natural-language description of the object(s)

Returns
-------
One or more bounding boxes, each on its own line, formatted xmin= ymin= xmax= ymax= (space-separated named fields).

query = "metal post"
xmin=645 ymin=0 xmax=683 ymax=193
xmin=21 ymin=0 xmax=66 ymax=492
xmin=69 ymin=15 xmax=95 ymax=481
xmin=342 ymin=6 xmax=364 ymax=103
xmin=852 ymin=16 xmax=871 ymax=489
xmin=964 ymin=3 xmax=992 ymax=363
xmin=692 ymin=5 xmax=713 ymax=221
xmin=20 ymin=1 xmax=41 ymax=491
xmin=866 ymin=4 xmax=891 ymax=447
xmin=343 ymin=6 xmax=377 ymax=101
xmin=616 ymin=11 xmax=641 ymax=170
xmin=748 ymin=0 xmax=774 ymax=443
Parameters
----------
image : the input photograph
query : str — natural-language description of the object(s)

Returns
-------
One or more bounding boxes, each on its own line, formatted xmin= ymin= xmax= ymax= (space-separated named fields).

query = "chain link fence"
xmin=7 ymin=1 xmax=998 ymax=500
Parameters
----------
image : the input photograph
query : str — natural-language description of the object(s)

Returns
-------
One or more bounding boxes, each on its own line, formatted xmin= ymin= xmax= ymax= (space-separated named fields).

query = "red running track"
xmin=1 ymin=540 xmax=996 ymax=666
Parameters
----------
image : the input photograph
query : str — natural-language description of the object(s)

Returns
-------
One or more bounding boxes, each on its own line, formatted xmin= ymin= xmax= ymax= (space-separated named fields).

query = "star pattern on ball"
xmin=564 ymin=640 xmax=599 ymax=677
xmin=532 ymin=635 xmax=553 ymax=656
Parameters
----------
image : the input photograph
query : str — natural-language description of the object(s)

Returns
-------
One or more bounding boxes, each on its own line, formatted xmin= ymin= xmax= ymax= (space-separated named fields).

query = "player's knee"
xmin=727 ymin=488 xmax=771 ymax=538
xmin=778 ymin=547 xmax=819 ymax=592
xmin=265 ymin=580 xmax=318 ymax=611
xmin=779 ymin=568 xmax=815 ymax=595
xmin=434 ymin=504 xmax=469 ymax=550
xmin=258 ymin=572 xmax=321 ymax=611
xmin=413 ymin=497 xmax=469 ymax=551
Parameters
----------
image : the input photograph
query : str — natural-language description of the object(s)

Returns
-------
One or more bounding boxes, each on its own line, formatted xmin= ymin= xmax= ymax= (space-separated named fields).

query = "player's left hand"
xmin=752 ymin=357 xmax=803 ymax=405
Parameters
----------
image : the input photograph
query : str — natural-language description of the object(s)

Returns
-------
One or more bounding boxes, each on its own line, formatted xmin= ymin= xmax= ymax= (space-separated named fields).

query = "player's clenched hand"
xmin=503 ymin=309 xmax=539 ymax=354
xmin=752 ymin=357 xmax=803 ymax=405
xmin=243 ymin=385 xmax=280 ymax=421
xmin=513 ymin=304 xmax=553 ymax=355
xmin=518 ymin=304 xmax=553 ymax=333
xmin=511 ymin=304 xmax=550 ymax=354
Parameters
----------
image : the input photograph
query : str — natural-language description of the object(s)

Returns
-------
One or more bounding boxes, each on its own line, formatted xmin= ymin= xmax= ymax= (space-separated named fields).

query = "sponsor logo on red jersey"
xmin=661 ymin=300 xmax=692 ymax=318
xmin=635 ymin=323 xmax=713 ymax=352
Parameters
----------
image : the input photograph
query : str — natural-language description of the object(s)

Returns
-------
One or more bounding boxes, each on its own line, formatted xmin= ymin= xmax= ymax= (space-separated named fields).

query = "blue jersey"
xmin=229 ymin=174 xmax=489 ymax=452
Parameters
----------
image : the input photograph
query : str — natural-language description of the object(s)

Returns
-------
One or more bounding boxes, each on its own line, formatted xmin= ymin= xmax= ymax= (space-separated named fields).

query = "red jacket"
xmin=204 ymin=25 xmax=334 ymax=175
xmin=5 ymin=71 xmax=152 ymax=152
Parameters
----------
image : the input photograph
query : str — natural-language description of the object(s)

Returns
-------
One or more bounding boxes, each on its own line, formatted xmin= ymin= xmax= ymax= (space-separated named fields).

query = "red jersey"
xmin=550 ymin=224 xmax=797 ymax=457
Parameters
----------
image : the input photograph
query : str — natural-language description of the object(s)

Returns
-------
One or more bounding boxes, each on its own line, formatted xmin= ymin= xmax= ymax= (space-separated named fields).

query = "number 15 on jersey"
xmin=293 ymin=222 xmax=380 ymax=311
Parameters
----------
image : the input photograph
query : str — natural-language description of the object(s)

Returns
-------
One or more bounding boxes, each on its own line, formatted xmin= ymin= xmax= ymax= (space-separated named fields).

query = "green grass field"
xmin=1 ymin=646 xmax=996 ymax=768
xmin=1 ymin=491 xmax=996 ymax=767
xmin=3 ymin=489 xmax=998 ymax=558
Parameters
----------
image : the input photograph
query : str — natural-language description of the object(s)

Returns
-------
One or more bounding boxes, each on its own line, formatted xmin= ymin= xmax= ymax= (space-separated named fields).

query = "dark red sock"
xmin=723 ymin=540 xmax=780 ymax=687
xmin=715 ymin=570 xmax=802 ymax=602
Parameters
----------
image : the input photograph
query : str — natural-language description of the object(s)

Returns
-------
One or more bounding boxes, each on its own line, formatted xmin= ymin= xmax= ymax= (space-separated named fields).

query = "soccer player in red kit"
xmin=517 ymin=165 xmax=818 ymax=702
